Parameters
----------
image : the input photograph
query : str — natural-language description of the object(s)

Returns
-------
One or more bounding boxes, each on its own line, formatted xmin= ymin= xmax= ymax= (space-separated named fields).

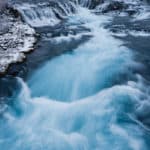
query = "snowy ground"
xmin=0 ymin=8 xmax=36 ymax=74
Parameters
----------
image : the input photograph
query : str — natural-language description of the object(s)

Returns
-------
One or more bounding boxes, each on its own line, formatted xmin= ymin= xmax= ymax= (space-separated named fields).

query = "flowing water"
xmin=1 ymin=0 xmax=150 ymax=150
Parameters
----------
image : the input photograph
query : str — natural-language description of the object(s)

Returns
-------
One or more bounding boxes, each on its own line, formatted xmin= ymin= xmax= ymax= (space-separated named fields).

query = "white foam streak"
xmin=15 ymin=2 xmax=76 ymax=27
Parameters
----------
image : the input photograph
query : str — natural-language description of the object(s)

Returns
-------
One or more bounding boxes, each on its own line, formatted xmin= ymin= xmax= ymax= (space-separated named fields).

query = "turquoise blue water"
xmin=0 ymin=7 xmax=150 ymax=150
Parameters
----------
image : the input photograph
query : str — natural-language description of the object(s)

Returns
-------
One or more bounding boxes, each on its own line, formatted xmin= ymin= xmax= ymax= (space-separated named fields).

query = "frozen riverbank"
xmin=0 ymin=6 xmax=36 ymax=74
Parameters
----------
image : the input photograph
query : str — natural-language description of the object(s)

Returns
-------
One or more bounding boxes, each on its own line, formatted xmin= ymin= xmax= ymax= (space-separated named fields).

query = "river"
xmin=0 ymin=0 xmax=150 ymax=150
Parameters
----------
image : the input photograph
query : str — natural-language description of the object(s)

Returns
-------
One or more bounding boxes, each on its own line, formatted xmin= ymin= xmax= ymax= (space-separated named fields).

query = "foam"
xmin=28 ymin=8 xmax=135 ymax=101
xmin=0 ymin=77 xmax=148 ymax=150
xmin=0 ymin=5 xmax=149 ymax=150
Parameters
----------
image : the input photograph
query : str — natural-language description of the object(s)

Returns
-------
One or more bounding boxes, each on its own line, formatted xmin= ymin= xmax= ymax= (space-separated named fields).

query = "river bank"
xmin=0 ymin=4 xmax=36 ymax=74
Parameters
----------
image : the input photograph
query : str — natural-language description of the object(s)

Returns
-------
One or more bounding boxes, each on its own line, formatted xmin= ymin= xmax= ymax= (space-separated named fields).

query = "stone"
xmin=0 ymin=7 xmax=36 ymax=74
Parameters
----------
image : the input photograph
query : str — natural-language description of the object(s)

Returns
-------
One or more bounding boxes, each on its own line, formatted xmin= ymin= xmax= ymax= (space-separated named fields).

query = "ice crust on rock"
xmin=0 ymin=8 xmax=36 ymax=74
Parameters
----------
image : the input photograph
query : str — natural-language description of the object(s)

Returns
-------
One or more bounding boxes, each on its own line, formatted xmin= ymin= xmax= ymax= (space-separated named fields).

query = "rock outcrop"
xmin=0 ymin=4 xmax=36 ymax=74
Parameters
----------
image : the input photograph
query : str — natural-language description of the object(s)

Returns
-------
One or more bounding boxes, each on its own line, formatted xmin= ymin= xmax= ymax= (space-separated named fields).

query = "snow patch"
xmin=0 ymin=11 xmax=36 ymax=74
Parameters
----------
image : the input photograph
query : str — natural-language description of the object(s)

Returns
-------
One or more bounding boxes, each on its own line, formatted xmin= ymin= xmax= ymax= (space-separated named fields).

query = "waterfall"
xmin=13 ymin=0 xmax=102 ymax=27
xmin=14 ymin=1 xmax=76 ymax=27
xmin=1 ymin=0 xmax=150 ymax=150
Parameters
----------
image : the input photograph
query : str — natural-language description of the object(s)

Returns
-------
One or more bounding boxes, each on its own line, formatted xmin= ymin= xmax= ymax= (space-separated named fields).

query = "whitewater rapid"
xmin=28 ymin=8 xmax=134 ymax=101
xmin=1 ymin=5 xmax=150 ymax=150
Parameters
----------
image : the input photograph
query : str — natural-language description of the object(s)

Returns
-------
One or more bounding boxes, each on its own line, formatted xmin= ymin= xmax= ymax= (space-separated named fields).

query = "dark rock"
xmin=89 ymin=0 xmax=104 ymax=9
xmin=8 ymin=6 xmax=20 ymax=18
xmin=102 ymin=1 xmax=129 ymax=13
xmin=125 ymin=9 xmax=137 ymax=16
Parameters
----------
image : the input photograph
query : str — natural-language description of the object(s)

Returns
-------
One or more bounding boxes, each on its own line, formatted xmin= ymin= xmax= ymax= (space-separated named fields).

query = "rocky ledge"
xmin=0 ymin=6 xmax=36 ymax=74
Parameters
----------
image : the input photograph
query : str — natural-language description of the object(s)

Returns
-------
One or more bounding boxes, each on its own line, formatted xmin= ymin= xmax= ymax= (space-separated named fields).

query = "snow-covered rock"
xmin=0 ymin=7 xmax=36 ymax=74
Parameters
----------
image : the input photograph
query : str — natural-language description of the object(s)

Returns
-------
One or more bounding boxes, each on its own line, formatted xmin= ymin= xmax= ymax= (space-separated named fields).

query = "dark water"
xmin=1 ymin=0 xmax=150 ymax=149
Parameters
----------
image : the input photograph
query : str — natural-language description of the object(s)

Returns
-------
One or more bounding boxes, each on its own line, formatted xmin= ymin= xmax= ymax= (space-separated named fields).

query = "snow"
xmin=0 ymin=10 xmax=36 ymax=74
